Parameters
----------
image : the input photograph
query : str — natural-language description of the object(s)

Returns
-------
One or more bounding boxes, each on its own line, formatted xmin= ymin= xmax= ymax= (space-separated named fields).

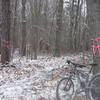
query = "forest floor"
xmin=0 ymin=52 xmax=92 ymax=100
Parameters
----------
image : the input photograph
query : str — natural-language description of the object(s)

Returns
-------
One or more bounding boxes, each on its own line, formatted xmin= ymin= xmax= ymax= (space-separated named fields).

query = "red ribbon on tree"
xmin=3 ymin=40 xmax=10 ymax=49
xmin=91 ymin=37 xmax=100 ymax=56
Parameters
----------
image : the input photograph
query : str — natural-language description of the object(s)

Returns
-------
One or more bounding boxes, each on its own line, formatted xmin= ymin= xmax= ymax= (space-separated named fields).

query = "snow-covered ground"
xmin=0 ymin=53 xmax=89 ymax=100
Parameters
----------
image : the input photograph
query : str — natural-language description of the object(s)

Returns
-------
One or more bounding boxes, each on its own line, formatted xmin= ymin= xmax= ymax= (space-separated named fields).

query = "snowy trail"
xmin=0 ymin=54 xmax=83 ymax=100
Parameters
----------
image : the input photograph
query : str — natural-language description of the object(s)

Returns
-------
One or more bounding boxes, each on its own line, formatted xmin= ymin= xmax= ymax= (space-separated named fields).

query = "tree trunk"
xmin=87 ymin=0 xmax=100 ymax=74
xmin=33 ymin=0 xmax=39 ymax=60
xmin=54 ymin=0 xmax=63 ymax=57
xmin=13 ymin=0 xmax=18 ymax=50
xmin=21 ymin=0 xmax=26 ymax=57
xmin=72 ymin=0 xmax=80 ymax=51
xmin=1 ymin=0 xmax=11 ymax=64
xmin=68 ymin=0 xmax=75 ymax=51
xmin=30 ymin=0 xmax=42 ymax=59
xmin=0 ymin=0 xmax=2 ymax=54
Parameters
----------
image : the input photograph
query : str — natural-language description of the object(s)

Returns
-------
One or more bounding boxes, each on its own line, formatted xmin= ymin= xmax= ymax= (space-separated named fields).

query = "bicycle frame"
xmin=68 ymin=67 xmax=90 ymax=93
xmin=75 ymin=68 xmax=89 ymax=88
xmin=66 ymin=60 xmax=98 ymax=94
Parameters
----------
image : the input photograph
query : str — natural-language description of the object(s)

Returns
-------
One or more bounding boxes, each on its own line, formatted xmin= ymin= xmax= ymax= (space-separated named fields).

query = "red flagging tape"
xmin=91 ymin=37 xmax=100 ymax=56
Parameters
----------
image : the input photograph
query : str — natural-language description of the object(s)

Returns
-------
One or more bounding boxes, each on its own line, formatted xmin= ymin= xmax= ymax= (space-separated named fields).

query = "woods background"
xmin=0 ymin=0 xmax=100 ymax=74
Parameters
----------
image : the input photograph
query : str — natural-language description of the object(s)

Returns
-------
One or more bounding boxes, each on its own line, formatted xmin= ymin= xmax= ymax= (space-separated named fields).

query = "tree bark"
xmin=13 ymin=0 xmax=18 ymax=50
xmin=68 ymin=0 xmax=75 ymax=51
xmin=54 ymin=0 xmax=63 ymax=57
xmin=30 ymin=0 xmax=42 ymax=59
xmin=87 ymin=0 xmax=100 ymax=74
xmin=1 ymin=0 xmax=11 ymax=64
xmin=21 ymin=0 xmax=27 ymax=56
xmin=0 ymin=0 xmax=2 ymax=54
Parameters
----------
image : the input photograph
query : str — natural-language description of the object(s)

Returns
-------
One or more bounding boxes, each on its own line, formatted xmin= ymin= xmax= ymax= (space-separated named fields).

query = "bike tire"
xmin=86 ymin=73 xmax=100 ymax=100
xmin=56 ymin=77 xmax=74 ymax=100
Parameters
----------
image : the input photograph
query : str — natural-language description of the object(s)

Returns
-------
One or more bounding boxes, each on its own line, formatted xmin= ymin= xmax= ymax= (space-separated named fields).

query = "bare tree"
xmin=0 ymin=0 xmax=93 ymax=63
xmin=13 ymin=0 xmax=18 ymax=50
xmin=30 ymin=0 xmax=42 ymax=59
xmin=54 ymin=0 xmax=64 ymax=57
xmin=87 ymin=0 xmax=100 ymax=74
xmin=68 ymin=0 xmax=75 ymax=51
xmin=21 ymin=0 xmax=27 ymax=56
xmin=0 ymin=0 xmax=2 ymax=53
xmin=1 ymin=0 xmax=11 ymax=64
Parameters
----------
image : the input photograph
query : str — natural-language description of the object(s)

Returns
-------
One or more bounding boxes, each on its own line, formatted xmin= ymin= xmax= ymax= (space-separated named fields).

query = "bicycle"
xmin=56 ymin=60 xmax=100 ymax=100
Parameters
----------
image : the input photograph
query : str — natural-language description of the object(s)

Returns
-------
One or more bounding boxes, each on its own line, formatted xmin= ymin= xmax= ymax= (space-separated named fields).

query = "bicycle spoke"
xmin=56 ymin=78 xmax=74 ymax=100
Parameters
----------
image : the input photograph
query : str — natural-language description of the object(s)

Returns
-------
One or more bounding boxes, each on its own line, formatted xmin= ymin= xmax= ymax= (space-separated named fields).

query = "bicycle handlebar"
xmin=67 ymin=60 xmax=86 ymax=68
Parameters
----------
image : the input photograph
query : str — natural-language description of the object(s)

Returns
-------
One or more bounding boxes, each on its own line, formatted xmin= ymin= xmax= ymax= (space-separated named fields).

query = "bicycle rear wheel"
xmin=56 ymin=77 xmax=74 ymax=100
xmin=86 ymin=73 xmax=100 ymax=100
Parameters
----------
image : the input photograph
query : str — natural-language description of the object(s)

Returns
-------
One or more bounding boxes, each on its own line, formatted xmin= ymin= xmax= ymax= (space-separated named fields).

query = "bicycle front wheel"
xmin=56 ymin=77 xmax=74 ymax=100
xmin=86 ymin=73 xmax=100 ymax=100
